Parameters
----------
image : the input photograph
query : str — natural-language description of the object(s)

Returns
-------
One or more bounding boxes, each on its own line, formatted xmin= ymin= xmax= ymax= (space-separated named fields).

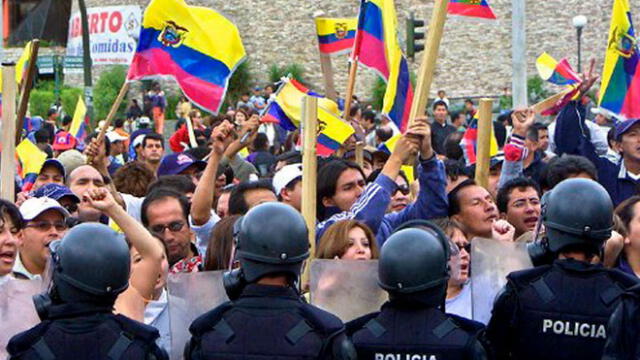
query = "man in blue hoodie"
xmin=316 ymin=117 xmax=448 ymax=247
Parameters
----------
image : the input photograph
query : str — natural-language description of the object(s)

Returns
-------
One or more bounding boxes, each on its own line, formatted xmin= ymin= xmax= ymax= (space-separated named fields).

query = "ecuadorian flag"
xmin=355 ymin=0 xmax=413 ymax=133
xmin=448 ymin=0 xmax=497 ymax=21
xmin=262 ymin=78 xmax=354 ymax=157
xmin=316 ymin=17 xmax=357 ymax=55
xmin=69 ymin=95 xmax=88 ymax=150
xmin=536 ymin=52 xmax=581 ymax=86
xmin=16 ymin=139 xmax=47 ymax=192
xmin=598 ymin=0 xmax=640 ymax=120
xmin=128 ymin=0 xmax=246 ymax=114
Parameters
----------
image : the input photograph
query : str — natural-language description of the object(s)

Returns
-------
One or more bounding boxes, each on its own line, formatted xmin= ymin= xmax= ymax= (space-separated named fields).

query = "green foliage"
xmin=29 ymin=90 xmax=56 ymax=118
xmin=29 ymin=80 xmax=84 ymax=119
xmin=225 ymin=61 xmax=253 ymax=109
xmin=268 ymin=63 xmax=306 ymax=85
xmin=165 ymin=94 xmax=180 ymax=119
xmin=94 ymin=65 xmax=127 ymax=121
xmin=60 ymin=87 xmax=83 ymax=117
xmin=527 ymin=76 xmax=551 ymax=104
xmin=499 ymin=95 xmax=513 ymax=110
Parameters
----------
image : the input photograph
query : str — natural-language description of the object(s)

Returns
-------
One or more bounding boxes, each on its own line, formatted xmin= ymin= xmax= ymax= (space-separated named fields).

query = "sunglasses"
xmin=394 ymin=185 xmax=410 ymax=196
xmin=26 ymin=221 xmax=68 ymax=232
xmin=150 ymin=221 xmax=186 ymax=234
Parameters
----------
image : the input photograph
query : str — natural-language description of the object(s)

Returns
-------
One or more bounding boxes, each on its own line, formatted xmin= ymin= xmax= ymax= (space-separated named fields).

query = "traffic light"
xmin=406 ymin=12 xmax=425 ymax=60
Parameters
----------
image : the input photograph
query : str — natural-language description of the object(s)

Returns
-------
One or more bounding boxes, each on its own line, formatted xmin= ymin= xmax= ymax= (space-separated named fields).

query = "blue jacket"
xmin=316 ymin=156 xmax=448 ymax=247
xmin=554 ymin=101 xmax=639 ymax=206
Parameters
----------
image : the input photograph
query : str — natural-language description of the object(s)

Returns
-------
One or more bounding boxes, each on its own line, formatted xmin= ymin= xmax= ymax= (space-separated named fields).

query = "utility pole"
xmin=78 ymin=0 xmax=93 ymax=123
xmin=511 ymin=0 xmax=527 ymax=107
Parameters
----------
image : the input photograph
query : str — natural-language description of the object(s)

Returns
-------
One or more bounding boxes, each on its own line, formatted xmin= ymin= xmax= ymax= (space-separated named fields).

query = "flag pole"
xmin=407 ymin=0 xmax=449 ymax=127
xmin=300 ymin=95 xmax=318 ymax=289
xmin=314 ymin=12 xmax=339 ymax=101
xmin=475 ymin=99 xmax=493 ymax=189
xmin=86 ymin=81 xmax=130 ymax=164
xmin=343 ymin=58 xmax=359 ymax=123
xmin=15 ymin=39 xmax=40 ymax=144
xmin=1 ymin=63 xmax=17 ymax=201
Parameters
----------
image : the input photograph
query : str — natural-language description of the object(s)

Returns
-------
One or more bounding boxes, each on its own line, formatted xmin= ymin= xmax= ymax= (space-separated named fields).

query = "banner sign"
xmin=66 ymin=5 xmax=141 ymax=65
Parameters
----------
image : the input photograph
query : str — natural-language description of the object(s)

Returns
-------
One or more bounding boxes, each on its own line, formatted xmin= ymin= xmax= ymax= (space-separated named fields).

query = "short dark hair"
xmin=113 ymin=161 xmax=155 ymax=198
xmin=444 ymin=132 xmax=464 ymax=160
xmin=317 ymin=159 xmax=365 ymax=220
xmin=61 ymin=115 xmax=72 ymax=127
xmin=464 ymin=98 xmax=474 ymax=105
xmin=526 ymin=126 xmax=539 ymax=142
xmin=496 ymin=177 xmax=541 ymax=213
xmin=444 ymin=159 xmax=469 ymax=184
xmin=546 ymin=155 xmax=598 ymax=189
xmin=142 ymin=133 xmax=164 ymax=149
xmin=362 ymin=110 xmax=376 ymax=123
xmin=34 ymin=129 xmax=50 ymax=143
xmin=141 ymin=188 xmax=190 ymax=227
xmin=432 ymin=100 xmax=448 ymax=111
xmin=147 ymin=175 xmax=196 ymax=194
xmin=349 ymin=104 xmax=361 ymax=118
xmin=0 ymin=198 xmax=24 ymax=231
xmin=228 ymin=179 xmax=275 ymax=215
xmin=607 ymin=126 xmax=617 ymax=148
xmin=185 ymin=146 xmax=210 ymax=160
xmin=253 ymin=133 xmax=269 ymax=151
xmin=47 ymin=108 xmax=57 ymax=117
xmin=447 ymin=178 xmax=477 ymax=216
xmin=114 ymin=118 xmax=125 ymax=128
xmin=375 ymin=127 xmax=393 ymax=143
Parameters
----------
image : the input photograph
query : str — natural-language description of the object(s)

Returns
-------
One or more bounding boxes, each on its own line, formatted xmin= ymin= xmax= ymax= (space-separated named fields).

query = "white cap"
xmin=590 ymin=107 xmax=611 ymax=118
xmin=272 ymin=163 xmax=303 ymax=196
xmin=138 ymin=116 xmax=151 ymax=124
xmin=106 ymin=131 xmax=128 ymax=143
xmin=20 ymin=197 xmax=69 ymax=221
xmin=132 ymin=135 xmax=145 ymax=148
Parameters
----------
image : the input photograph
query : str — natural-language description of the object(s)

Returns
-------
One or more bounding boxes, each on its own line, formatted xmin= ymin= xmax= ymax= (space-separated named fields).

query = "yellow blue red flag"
xmin=16 ymin=139 xmax=47 ymax=191
xmin=354 ymin=0 xmax=413 ymax=133
xmin=598 ymin=0 xmax=640 ymax=119
xmin=127 ymin=0 xmax=246 ymax=114
xmin=69 ymin=95 xmax=88 ymax=150
xmin=315 ymin=17 xmax=357 ymax=55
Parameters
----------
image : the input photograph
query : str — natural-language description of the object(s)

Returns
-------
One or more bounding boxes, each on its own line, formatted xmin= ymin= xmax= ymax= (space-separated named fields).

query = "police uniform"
xmin=8 ymin=304 xmax=166 ymax=360
xmin=348 ymin=301 xmax=488 ymax=360
xmin=186 ymin=284 xmax=352 ymax=359
xmin=7 ymin=223 xmax=168 ymax=360
xmin=347 ymin=221 xmax=489 ymax=360
xmin=487 ymin=259 xmax=637 ymax=360
xmin=185 ymin=202 xmax=356 ymax=360
xmin=601 ymin=283 xmax=640 ymax=360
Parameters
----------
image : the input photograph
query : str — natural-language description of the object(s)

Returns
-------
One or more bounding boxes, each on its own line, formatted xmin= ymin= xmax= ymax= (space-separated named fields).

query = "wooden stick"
xmin=407 ymin=0 xmax=449 ymax=127
xmin=531 ymin=89 xmax=572 ymax=114
xmin=355 ymin=141 xmax=364 ymax=168
xmin=1 ymin=64 xmax=17 ymax=200
xmin=87 ymin=81 xmax=129 ymax=164
xmin=475 ymin=99 xmax=493 ymax=190
xmin=319 ymin=54 xmax=338 ymax=101
xmin=300 ymin=95 xmax=318 ymax=287
xmin=15 ymin=39 xmax=40 ymax=144
xmin=342 ymin=58 xmax=359 ymax=123
xmin=185 ymin=114 xmax=198 ymax=149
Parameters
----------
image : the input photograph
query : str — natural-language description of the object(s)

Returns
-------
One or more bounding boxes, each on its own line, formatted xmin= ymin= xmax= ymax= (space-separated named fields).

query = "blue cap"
xmin=615 ymin=118 xmax=640 ymax=139
xmin=31 ymin=183 xmax=80 ymax=203
xmin=42 ymin=159 xmax=66 ymax=179
xmin=157 ymin=152 xmax=207 ymax=177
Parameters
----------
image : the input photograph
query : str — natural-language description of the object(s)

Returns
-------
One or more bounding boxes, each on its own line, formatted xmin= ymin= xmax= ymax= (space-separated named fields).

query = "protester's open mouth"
xmin=0 ymin=250 xmax=15 ymax=263
xmin=524 ymin=216 xmax=539 ymax=227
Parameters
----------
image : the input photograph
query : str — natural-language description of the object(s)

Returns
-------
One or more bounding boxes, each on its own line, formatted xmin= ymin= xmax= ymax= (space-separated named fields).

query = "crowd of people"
xmin=2 ymin=65 xmax=640 ymax=360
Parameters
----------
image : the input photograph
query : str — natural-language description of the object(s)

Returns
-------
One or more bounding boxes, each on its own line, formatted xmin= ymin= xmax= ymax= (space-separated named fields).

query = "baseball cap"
xmin=20 ymin=197 xmax=70 ymax=221
xmin=138 ymin=116 xmax=151 ymax=125
xmin=41 ymin=159 xmax=66 ymax=179
xmin=31 ymin=183 xmax=80 ymax=203
xmin=157 ymin=152 xmax=207 ymax=177
xmin=615 ymin=118 xmax=640 ymax=139
xmin=106 ymin=131 xmax=128 ymax=143
xmin=132 ymin=134 xmax=145 ymax=148
xmin=273 ymin=163 xmax=303 ymax=196
xmin=56 ymin=150 xmax=86 ymax=175
xmin=52 ymin=131 xmax=77 ymax=151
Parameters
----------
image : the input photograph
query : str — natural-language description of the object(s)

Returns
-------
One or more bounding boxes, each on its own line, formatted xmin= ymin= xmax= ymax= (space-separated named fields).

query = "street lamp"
xmin=572 ymin=15 xmax=588 ymax=73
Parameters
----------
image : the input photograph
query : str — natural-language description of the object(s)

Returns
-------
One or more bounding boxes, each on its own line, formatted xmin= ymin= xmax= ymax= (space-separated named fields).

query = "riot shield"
xmin=167 ymin=270 xmax=228 ymax=360
xmin=471 ymin=238 xmax=533 ymax=324
xmin=0 ymin=277 xmax=42 ymax=359
xmin=309 ymin=259 xmax=387 ymax=322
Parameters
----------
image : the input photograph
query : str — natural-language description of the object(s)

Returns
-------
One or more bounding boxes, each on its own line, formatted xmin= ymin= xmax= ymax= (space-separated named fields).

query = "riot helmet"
xmin=35 ymin=223 xmax=130 ymax=315
xmin=542 ymin=178 xmax=612 ymax=254
xmin=379 ymin=221 xmax=451 ymax=305
xmin=223 ymin=203 xmax=309 ymax=298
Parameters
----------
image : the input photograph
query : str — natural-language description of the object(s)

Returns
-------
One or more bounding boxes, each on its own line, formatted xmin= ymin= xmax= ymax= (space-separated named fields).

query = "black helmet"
xmin=542 ymin=178 xmax=613 ymax=253
xmin=50 ymin=223 xmax=130 ymax=303
xmin=379 ymin=221 xmax=450 ymax=294
xmin=235 ymin=202 xmax=309 ymax=282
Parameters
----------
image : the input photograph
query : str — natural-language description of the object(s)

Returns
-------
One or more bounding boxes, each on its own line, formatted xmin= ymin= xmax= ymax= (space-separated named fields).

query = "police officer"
xmin=602 ymin=283 xmax=640 ymax=360
xmin=486 ymin=178 xmax=638 ymax=360
xmin=347 ymin=220 xmax=489 ymax=359
xmin=185 ymin=202 xmax=356 ymax=359
xmin=7 ymin=223 xmax=168 ymax=360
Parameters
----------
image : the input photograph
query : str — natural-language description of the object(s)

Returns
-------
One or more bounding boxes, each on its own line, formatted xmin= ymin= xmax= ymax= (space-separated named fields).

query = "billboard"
xmin=66 ymin=5 xmax=141 ymax=65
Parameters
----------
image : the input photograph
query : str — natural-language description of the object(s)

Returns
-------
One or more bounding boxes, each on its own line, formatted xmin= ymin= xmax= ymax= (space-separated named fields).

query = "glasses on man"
xmin=394 ymin=185 xmax=410 ymax=196
xmin=26 ymin=221 xmax=68 ymax=232
xmin=150 ymin=221 xmax=186 ymax=234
